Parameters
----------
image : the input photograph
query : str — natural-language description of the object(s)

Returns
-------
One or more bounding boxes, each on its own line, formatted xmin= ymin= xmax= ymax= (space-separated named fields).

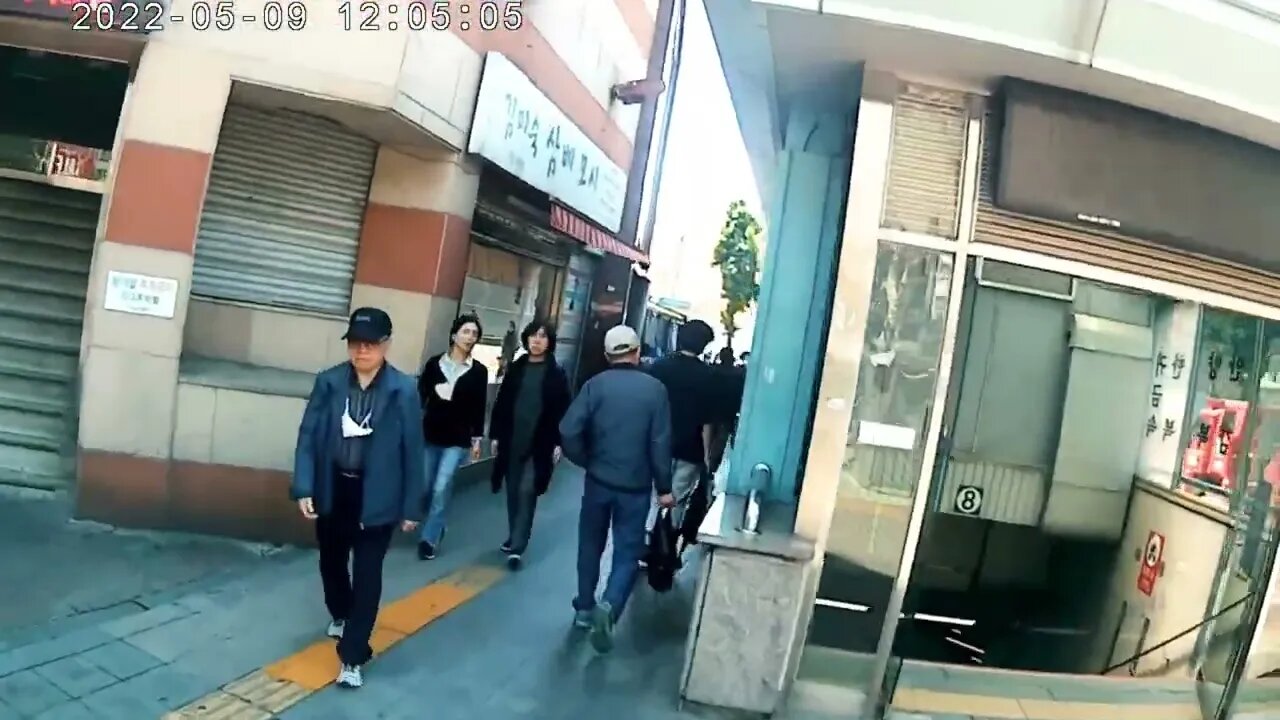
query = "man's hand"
xmin=657 ymin=493 xmax=677 ymax=509
xmin=552 ymin=446 xmax=563 ymax=464
xmin=401 ymin=520 xmax=420 ymax=533
xmin=490 ymin=439 xmax=499 ymax=456
xmin=297 ymin=497 xmax=317 ymax=520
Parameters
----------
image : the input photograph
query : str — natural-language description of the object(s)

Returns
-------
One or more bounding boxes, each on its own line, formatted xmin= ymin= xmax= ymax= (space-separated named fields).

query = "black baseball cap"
xmin=343 ymin=307 xmax=392 ymax=343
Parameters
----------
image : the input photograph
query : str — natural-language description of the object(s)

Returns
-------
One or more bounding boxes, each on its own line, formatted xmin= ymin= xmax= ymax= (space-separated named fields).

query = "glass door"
xmin=800 ymin=238 xmax=962 ymax=716
xmin=1196 ymin=318 xmax=1280 ymax=719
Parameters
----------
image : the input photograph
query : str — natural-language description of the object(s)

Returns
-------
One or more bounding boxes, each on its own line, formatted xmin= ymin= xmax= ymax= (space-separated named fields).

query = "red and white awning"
xmin=550 ymin=203 xmax=649 ymax=264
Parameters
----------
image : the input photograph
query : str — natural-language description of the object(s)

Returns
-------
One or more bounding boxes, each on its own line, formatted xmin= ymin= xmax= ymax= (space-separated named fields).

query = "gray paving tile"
xmin=80 ymin=665 xmax=206 ymax=720
xmin=31 ymin=700 xmax=97 ymax=720
xmin=77 ymin=641 xmax=162 ymax=681
xmin=99 ymin=604 xmax=192 ymax=640
xmin=122 ymin=611 xmax=231 ymax=664
xmin=33 ymin=655 xmax=118 ymax=699
xmin=0 ymin=628 xmax=114 ymax=680
xmin=0 ymin=669 xmax=71 ymax=717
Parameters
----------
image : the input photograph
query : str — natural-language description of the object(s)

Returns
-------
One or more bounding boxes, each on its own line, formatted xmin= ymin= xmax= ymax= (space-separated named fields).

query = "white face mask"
xmin=341 ymin=398 xmax=373 ymax=438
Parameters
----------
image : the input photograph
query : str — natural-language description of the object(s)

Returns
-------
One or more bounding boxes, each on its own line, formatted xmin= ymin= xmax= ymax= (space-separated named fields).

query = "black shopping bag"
xmin=646 ymin=508 xmax=680 ymax=592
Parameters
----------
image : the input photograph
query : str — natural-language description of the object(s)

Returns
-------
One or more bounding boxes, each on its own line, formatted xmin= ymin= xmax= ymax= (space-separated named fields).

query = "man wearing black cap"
xmin=291 ymin=307 xmax=426 ymax=690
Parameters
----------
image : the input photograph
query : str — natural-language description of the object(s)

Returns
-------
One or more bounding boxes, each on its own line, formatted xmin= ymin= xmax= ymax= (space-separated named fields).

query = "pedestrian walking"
xmin=488 ymin=320 xmax=572 ymax=570
xmin=646 ymin=320 xmax=741 ymax=535
xmin=559 ymin=325 xmax=675 ymax=654
xmin=291 ymin=307 xmax=426 ymax=690
xmin=417 ymin=313 xmax=489 ymax=560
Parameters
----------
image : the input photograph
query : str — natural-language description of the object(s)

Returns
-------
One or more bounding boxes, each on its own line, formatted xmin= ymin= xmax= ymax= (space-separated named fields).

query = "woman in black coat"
xmin=488 ymin=320 xmax=572 ymax=569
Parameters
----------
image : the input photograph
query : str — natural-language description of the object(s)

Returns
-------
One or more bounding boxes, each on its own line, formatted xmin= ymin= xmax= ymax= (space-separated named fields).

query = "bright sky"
xmin=646 ymin=0 xmax=763 ymax=351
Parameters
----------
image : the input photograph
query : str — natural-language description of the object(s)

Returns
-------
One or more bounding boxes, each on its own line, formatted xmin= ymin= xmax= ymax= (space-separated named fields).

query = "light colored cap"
xmin=604 ymin=325 xmax=641 ymax=356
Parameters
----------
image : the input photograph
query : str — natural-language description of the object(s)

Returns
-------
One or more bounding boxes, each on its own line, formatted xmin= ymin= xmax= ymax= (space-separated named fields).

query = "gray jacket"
xmin=559 ymin=364 xmax=673 ymax=495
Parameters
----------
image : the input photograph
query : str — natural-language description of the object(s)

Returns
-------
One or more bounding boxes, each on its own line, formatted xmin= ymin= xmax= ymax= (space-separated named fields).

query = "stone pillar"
xmin=680 ymin=72 xmax=865 ymax=717
xmin=74 ymin=41 xmax=230 ymax=528
xmin=350 ymin=148 xmax=479 ymax=372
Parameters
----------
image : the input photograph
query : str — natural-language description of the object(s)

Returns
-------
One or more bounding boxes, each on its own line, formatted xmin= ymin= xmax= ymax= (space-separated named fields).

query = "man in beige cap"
xmin=559 ymin=324 xmax=675 ymax=654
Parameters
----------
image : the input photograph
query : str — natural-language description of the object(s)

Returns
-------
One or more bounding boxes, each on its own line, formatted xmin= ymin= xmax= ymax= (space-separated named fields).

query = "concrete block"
xmin=80 ymin=664 xmax=207 ymax=719
xmin=78 ymin=348 xmax=179 ymax=458
xmin=0 ymin=669 xmax=70 ymax=716
xmin=247 ymin=308 xmax=345 ymax=374
xmin=32 ymin=700 xmax=96 ymax=720
xmin=0 ymin=628 xmax=114 ymax=680
xmin=123 ymin=42 xmax=230 ymax=154
xmin=209 ymin=389 xmax=304 ymax=471
xmin=79 ymin=641 xmax=163 ymax=682
xmin=182 ymin=300 xmax=251 ymax=364
xmin=172 ymin=383 xmax=216 ymax=464
xmin=123 ymin=612 xmax=229 ymax=664
xmin=34 ymin=656 xmax=118 ymax=698
xmin=100 ymin=604 xmax=193 ymax=640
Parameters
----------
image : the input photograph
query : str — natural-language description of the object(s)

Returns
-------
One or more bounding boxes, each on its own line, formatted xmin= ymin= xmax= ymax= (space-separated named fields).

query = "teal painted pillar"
xmin=729 ymin=76 xmax=862 ymax=502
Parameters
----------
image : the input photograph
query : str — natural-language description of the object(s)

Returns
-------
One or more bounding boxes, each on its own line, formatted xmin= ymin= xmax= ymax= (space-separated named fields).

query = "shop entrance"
xmin=802 ymin=239 xmax=1280 ymax=720
xmin=0 ymin=45 xmax=127 ymax=489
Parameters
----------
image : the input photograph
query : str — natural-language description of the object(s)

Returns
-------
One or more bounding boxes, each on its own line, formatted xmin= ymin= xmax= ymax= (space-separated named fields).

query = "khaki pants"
xmin=648 ymin=459 xmax=702 ymax=532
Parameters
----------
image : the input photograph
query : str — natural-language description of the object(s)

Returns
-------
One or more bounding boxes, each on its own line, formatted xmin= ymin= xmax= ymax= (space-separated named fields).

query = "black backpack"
xmin=646 ymin=508 xmax=681 ymax=592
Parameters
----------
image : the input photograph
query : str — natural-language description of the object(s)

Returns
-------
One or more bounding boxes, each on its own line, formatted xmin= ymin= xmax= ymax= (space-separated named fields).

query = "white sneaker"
xmin=336 ymin=664 xmax=363 ymax=688
xmin=326 ymin=620 xmax=345 ymax=639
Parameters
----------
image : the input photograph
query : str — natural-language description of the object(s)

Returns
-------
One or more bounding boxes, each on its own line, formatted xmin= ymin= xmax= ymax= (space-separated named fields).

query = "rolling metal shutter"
xmin=974 ymin=111 xmax=1280 ymax=306
xmin=0 ymin=178 xmax=99 ymax=488
xmin=881 ymin=84 xmax=972 ymax=239
xmin=192 ymin=105 xmax=377 ymax=316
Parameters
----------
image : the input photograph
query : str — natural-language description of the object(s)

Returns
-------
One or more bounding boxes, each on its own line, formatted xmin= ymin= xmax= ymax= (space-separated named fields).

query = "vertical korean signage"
xmin=467 ymin=52 xmax=627 ymax=234
xmin=1137 ymin=301 xmax=1199 ymax=486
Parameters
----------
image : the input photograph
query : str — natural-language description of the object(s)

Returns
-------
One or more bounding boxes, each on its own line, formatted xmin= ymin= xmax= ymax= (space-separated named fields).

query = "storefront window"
xmin=1177 ymin=308 xmax=1263 ymax=510
xmin=459 ymin=243 xmax=564 ymax=379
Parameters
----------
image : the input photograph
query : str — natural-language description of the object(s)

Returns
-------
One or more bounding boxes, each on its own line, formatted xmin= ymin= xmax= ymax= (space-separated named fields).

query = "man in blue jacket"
xmin=291 ymin=307 xmax=426 ymax=689
xmin=560 ymin=325 xmax=675 ymax=654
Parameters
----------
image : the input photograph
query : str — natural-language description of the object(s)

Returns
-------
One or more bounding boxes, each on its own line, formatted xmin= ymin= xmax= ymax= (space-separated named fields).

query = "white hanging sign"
xmin=103 ymin=271 xmax=179 ymax=319
xmin=467 ymin=52 xmax=627 ymax=233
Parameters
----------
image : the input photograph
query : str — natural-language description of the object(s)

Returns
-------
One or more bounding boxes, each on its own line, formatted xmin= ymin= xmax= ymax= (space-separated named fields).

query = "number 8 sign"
xmin=954 ymin=485 xmax=983 ymax=516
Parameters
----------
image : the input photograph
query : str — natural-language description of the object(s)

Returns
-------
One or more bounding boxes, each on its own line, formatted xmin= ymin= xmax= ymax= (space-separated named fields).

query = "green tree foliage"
xmin=712 ymin=200 xmax=762 ymax=346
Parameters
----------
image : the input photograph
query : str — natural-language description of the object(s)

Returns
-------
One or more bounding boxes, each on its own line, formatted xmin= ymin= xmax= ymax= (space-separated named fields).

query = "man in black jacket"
xmin=292 ymin=307 xmax=426 ymax=690
xmin=560 ymin=325 xmax=674 ymax=654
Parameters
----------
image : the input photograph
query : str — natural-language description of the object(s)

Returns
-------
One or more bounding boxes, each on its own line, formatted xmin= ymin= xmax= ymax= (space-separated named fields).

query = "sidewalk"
xmin=0 ymin=485 xmax=293 ymax=650
xmin=0 ymin=464 xmax=708 ymax=720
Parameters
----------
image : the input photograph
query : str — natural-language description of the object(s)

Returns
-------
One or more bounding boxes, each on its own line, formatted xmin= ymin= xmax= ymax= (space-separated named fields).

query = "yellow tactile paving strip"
xmin=163 ymin=564 xmax=506 ymax=719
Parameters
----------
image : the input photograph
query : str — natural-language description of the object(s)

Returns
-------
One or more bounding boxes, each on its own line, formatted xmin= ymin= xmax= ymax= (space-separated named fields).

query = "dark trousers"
xmin=505 ymin=458 xmax=539 ymax=554
xmin=573 ymin=479 xmax=650 ymax=621
xmin=316 ymin=470 xmax=394 ymax=667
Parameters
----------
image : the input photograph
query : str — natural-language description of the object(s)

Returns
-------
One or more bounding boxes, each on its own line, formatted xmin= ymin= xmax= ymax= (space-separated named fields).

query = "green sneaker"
xmin=590 ymin=602 xmax=615 ymax=654
xmin=573 ymin=609 xmax=593 ymax=629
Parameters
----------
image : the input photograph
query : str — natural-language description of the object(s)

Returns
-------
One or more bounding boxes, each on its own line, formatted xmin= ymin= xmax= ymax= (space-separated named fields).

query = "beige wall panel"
xmin=172 ymin=383 xmax=216 ymax=463
xmin=78 ymin=347 xmax=179 ymax=459
xmin=209 ymin=389 xmax=306 ymax=472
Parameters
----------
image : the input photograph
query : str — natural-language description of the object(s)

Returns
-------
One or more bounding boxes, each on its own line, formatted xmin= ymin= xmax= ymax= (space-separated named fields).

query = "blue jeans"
xmin=420 ymin=444 xmax=468 ymax=545
xmin=573 ymin=479 xmax=651 ymax=621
